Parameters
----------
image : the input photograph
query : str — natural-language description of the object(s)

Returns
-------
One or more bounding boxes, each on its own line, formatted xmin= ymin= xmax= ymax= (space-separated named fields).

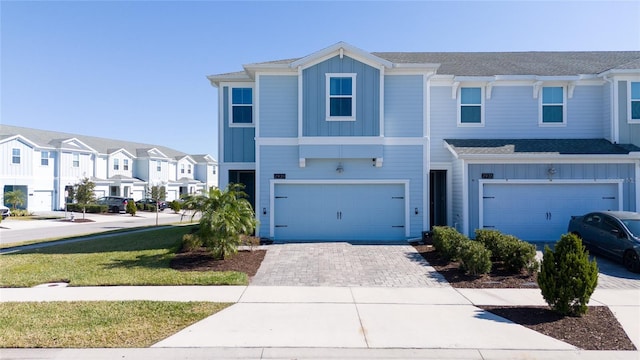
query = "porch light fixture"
xmin=547 ymin=166 xmax=556 ymax=176
xmin=415 ymin=208 xmax=419 ymax=215
xmin=336 ymin=162 xmax=344 ymax=173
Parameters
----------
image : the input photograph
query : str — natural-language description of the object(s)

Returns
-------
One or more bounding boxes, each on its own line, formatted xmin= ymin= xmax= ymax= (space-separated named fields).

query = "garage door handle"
xmin=337 ymin=211 xmax=342 ymax=220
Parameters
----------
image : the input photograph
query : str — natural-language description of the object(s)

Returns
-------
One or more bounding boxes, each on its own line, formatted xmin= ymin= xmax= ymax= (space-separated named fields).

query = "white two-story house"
xmin=208 ymin=42 xmax=640 ymax=242
xmin=0 ymin=125 xmax=218 ymax=211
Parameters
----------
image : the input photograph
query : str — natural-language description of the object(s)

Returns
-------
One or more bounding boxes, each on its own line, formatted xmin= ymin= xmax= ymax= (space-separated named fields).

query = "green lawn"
xmin=0 ymin=226 xmax=247 ymax=287
xmin=0 ymin=301 xmax=230 ymax=347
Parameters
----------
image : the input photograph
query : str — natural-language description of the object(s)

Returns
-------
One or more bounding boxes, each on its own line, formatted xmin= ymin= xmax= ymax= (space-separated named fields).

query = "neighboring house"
xmin=0 ymin=125 xmax=218 ymax=211
xmin=207 ymin=42 xmax=640 ymax=242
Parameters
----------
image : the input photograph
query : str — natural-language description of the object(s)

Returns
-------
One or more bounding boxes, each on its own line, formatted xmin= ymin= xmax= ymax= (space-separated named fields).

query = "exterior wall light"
xmin=336 ymin=162 xmax=344 ymax=173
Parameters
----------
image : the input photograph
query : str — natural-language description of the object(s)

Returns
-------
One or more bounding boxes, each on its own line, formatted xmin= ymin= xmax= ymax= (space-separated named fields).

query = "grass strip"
xmin=0 ymin=301 xmax=229 ymax=348
xmin=0 ymin=226 xmax=247 ymax=287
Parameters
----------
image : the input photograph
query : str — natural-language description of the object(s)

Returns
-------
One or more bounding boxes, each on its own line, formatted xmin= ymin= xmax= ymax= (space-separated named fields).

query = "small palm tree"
xmin=196 ymin=183 xmax=257 ymax=259
xmin=4 ymin=189 xmax=26 ymax=212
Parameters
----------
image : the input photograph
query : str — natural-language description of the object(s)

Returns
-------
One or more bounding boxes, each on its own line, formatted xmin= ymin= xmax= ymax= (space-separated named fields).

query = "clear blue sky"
xmin=2 ymin=1 xmax=639 ymax=159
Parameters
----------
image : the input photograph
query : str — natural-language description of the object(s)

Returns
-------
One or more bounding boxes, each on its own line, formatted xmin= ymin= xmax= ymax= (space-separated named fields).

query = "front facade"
xmin=210 ymin=43 xmax=640 ymax=242
xmin=0 ymin=125 xmax=218 ymax=211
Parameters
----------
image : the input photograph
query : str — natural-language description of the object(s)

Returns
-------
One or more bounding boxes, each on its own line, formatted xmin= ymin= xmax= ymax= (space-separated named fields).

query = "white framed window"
xmin=181 ymin=164 xmax=185 ymax=174
xmin=213 ymin=166 xmax=216 ymax=175
xmin=326 ymin=73 xmax=356 ymax=121
xmin=12 ymin=148 xmax=20 ymax=164
xmin=188 ymin=164 xmax=192 ymax=174
xmin=156 ymin=160 xmax=161 ymax=172
xmin=458 ymin=87 xmax=484 ymax=126
xmin=113 ymin=158 xmax=119 ymax=170
xmin=540 ymin=86 xmax=566 ymax=125
xmin=230 ymin=87 xmax=253 ymax=126
xmin=72 ymin=153 xmax=79 ymax=167
xmin=630 ymin=81 xmax=640 ymax=123
xmin=40 ymin=151 xmax=49 ymax=166
xmin=123 ymin=159 xmax=129 ymax=171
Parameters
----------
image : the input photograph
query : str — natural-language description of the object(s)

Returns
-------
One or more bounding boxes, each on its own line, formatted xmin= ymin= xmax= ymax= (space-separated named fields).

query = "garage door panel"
xmin=482 ymin=183 xmax=618 ymax=241
xmin=274 ymin=183 xmax=405 ymax=241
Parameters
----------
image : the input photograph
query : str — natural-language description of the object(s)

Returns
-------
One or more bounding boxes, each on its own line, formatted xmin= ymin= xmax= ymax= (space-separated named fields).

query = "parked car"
xmin=135 ymin=198 xmax=167 ymax=211
xmin=96 ymin=196 xmax=133 ymax=213
xmin=568 ymin=211 xmax=640 ymax=273
xmin=0 ymin=205 xmax=10 ymax=219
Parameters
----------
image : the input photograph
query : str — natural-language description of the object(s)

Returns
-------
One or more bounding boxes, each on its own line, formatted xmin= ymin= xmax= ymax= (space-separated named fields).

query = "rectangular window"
xmin=326 ymin=73 xmax=356 ymax=121
xmin=541 ymin=86 xmax=565 ymax=124
xmin=459 ymin=87 xmax=483 ymax=125
xmin=41 ymin=151 xmax=49 ymax=166
xmin=12 ymin=148 xmax=20 ymax=164
xmin=72 ymin=153 xmax=79 ymax=167
xmin=231 ymin=87 xmax=253 ymax=125
xmin=631 ymin=82 xmax=640 ymax=123
xmin=156 ymin=160 xmax=161 ymax=172
xmin=188 ymin=164 xmax=192 ymax=174
xmin=113 ymin=158 xmax=119 ymax=170
xmin=213 ymin=166 xmax=216 ymax=175
xmin=123 ymin=159 xmax=129 ymax=171
xmin=181 ymin=164 xmax=185 ymax=174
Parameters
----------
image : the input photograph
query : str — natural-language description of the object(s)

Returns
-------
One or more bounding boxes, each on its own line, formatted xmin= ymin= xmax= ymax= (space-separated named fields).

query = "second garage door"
xmin=273 ymin=183 xmax=406 ymax=241
xmin=482 ymin=182 xmax=619 ymax=241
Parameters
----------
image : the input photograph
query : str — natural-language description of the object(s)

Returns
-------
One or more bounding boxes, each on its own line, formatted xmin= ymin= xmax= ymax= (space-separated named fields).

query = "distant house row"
xmin=0 ymin=125 xmax=218 ymax=212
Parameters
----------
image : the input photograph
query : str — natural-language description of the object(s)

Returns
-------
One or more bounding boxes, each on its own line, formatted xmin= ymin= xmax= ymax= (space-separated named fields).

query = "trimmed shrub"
xmin=169 ymin=200 xmax=182 ymax=213
xmin=505 ymin=239 xmax=538 ymax=274
xmin=66 ymin=203 xmax=108 ymax=213
xmin=432 ymin=226 xmax=467 ymax=261
xmin=459 ymin=240 xmax=492 ymax=275
xmin=537 ymin=233 xmax=598 ymax=316
xmin=126 ymin=200 xmax=137 ymax=216
xmin=136 ymin=203 xmax=144 ymax=211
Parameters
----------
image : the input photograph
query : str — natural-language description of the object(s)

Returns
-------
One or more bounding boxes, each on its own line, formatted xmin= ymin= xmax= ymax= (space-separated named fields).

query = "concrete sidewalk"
xmin=1 ymin=286 xmax=638 ymax=359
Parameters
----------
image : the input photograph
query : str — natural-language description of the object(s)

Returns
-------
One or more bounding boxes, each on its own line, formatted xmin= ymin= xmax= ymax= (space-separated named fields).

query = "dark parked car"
xmin=568 ymin=211 xmax=640 ymax=273
xmin=135 ymin=198 xmax=167 ymax=211
xmin=96 ymin=196 xmax=133 ymax=213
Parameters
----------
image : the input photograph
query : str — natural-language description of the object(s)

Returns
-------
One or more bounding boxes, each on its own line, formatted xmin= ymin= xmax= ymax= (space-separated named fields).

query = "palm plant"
xmin=192 ymin=183 xmax=257 ymax=259
xmin=4 ymin=189 xmax=26 ymax=211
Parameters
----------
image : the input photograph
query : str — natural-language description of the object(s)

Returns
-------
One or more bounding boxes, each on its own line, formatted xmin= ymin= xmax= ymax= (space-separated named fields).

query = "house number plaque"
xmin=274 ymin=173 xmax=286 ymax=179
xmin=481 ymin=173 xmax=494 ymax=179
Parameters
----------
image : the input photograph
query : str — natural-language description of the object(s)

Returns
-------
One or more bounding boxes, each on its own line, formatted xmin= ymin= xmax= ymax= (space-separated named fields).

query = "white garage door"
xmin=273 ymin=183 xmax=406 ymax=241
xmin=482 ymin=182 xmax=619 ymax=241
xmin=30 ymin=191 xmax=53 ymax=212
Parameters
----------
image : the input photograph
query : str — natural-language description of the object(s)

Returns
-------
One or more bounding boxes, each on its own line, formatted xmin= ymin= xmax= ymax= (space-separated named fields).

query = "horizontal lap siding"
xmin=258 ymin=145 xmax=424 ymax=238
xmin=259 ymin=75 xmax=298 ymax=138
xmin=384 ymin=75 xmax=423 ymax=137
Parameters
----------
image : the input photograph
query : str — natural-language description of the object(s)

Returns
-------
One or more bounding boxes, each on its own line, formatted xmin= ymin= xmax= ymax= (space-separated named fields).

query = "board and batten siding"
xmin=302 ymin=55 xmax=380 ymax=137
xmin=384 ymin=75 xmax=423 ymax=137
xmin=1 ymin=139 xmax=34 ymax=177
xmin=223 ymin=86 xmax=256 ymax=163
xmin=429 ymin=85 xmax=608 ymax=163
xmin=258 ymin=144 xmax=424 ymax=239
xmin=259 ymin=75 xmax=298 ymax=138
xmin=465 ymin=163 xmax=636 ymax=235
xmin=617 ymin=81 xmax=640 ymax=146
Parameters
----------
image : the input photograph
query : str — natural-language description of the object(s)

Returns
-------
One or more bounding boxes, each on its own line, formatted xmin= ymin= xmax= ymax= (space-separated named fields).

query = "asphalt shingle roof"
xmin=444 ymin=139 xmax=640 ymax=156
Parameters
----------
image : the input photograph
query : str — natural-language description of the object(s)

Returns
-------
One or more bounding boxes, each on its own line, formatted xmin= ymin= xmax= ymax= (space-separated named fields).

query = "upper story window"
xmin=72 ymin=153 xmax=79 ymax=167
xmin=188 ymin=164 xmax=192 ymax=174
xmin=459 ymin=87 xmax=483 ymax=126
xmin=12 ymin=148 xmax=20 ymax=164
xmin=540 ymin=86 xmax=565 ymax=125
xmin=630 ymin=82 xmax=640 ymax=123
xmin=41 ymin=151 xmax=49 ymax=166
xmin=231 ymin=87 xmax=253 ymax=126
xmin=156 ymin=160 xmax=162 ymax=172
xmin=113 ymin=158 xmax=119 ymax=170
xmin=326 ymin=73 xmax=356 ymax=121
xmin=213 ymin=166 xmax=216 ymax=175
xmin=123 ymin=159 xmax=129 ymax=171
xmin=181 ymin=164 xmax=185 ymax=174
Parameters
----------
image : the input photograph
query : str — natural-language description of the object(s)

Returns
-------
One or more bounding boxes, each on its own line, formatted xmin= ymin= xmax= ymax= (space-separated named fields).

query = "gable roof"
xmin=0 ymin=124 xmax=216 ymax=163
xmin=444 ymin=139 xmax=640 ymax=158
xmin=208 ymin=42 xmax=640 ymax=82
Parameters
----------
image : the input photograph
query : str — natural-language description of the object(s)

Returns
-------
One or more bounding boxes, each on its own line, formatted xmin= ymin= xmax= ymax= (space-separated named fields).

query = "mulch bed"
xmin=168 ymin=242 xmax=636 ymax=351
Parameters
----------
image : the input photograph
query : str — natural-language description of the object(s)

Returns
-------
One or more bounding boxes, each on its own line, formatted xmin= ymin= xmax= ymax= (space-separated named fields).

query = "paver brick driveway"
xmin=251 ymin=242 xmax=449 ymax=287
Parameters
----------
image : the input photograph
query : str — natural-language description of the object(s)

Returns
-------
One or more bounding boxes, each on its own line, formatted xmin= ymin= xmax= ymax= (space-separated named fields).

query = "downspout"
xmin=601 ymin=74 xmax=617 ymax=143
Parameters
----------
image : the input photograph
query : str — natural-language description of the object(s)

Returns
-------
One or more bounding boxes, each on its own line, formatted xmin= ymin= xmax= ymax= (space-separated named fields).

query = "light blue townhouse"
xmin=208 ymin=42 xmax=640 ymax=242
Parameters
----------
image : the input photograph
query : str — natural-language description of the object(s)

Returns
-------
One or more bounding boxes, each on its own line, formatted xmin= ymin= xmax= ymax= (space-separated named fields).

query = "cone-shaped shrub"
xmin=537 ymin=233 xmax=598 ymax=316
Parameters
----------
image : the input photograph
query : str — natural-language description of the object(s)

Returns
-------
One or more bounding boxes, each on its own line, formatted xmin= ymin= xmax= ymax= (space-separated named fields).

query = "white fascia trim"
xmin=1 ymin=134 xmax=39 ymax=148
xmin=463 ymin=156 xmax=639 ymax=164
xmin=207 ymin=74 xmax=252 ymax=87
xmin=478 ymin=179 xmax=626 ymax=228
xmin=269 ymin=179 xmax=410 ymax=238
xmin=291 ymin=41 xmax=393 ymax=71
xmin=443 ymin=141 xmax=460 ymax=159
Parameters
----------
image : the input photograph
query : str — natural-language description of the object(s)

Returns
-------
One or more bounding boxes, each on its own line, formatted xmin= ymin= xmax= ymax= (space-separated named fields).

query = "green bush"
xmin=126 ymin=200 xmax=137 ymax=216
xmin=459 ymin=240 xmax=492 ymax=275
xmin=66 ymin=203 xmax=107 ymax=213
xmin=181 ymin=233 xmax=203 ymax=251
xmin=136 ymin=203 xmax=144 ymax=211
xmin=432 ymin=226 xmax=467 ymax=261
xmin=537 ymin=233 xmax=598 ymax=316
xmin=147 ymin=205 xmax=157 ymax=212
xmin=169 ymin=200 xmax=182 ymax=213
xmin=8 ymin=209 xmax=33 ymax=217
xmin=505 ymin=239 xmax=538 ymax=274
xmin=475 ymin=229 xmax=509 ymax=260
